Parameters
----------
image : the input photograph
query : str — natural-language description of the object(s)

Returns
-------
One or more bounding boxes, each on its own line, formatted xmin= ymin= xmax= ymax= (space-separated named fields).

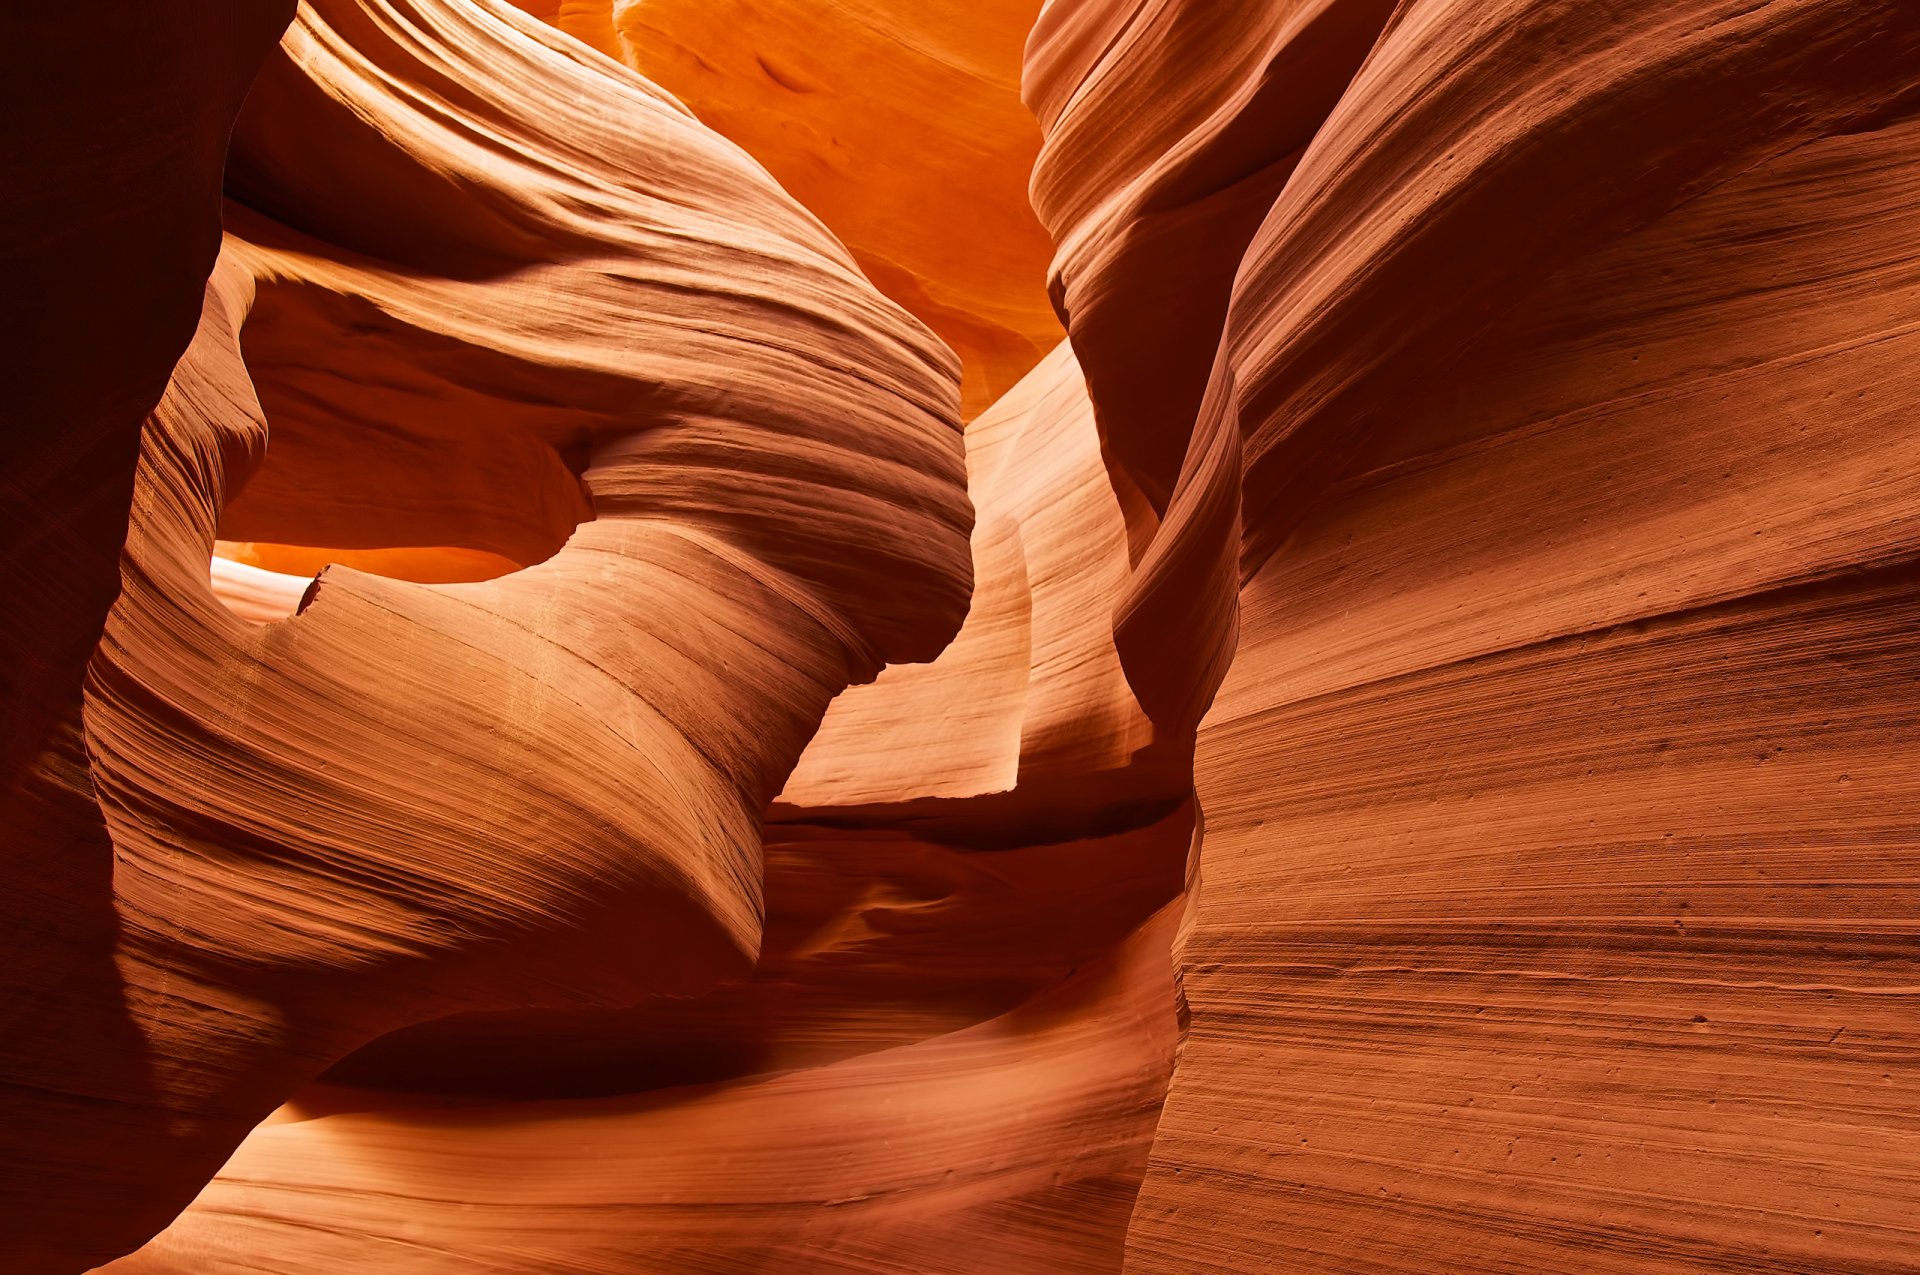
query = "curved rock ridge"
xmin=12 ymin=0 xmax=1920 ymax=1270
xmin=507 ymin=0 xmax=1064 ymax=417
xmin=112 ymin=331 xmax=1195 ymax=1272
xmin=3 ymin=0 xmax=971 ymax=1268
xmin=305 ymin=339 xmax=1191 ymax=1101
xmin=1023 ymin=0 xmax=1403 ymax=731
xmin=1018 ymin=0 xmax=1920 ymax=1270
xmin=1025 ymin=0 xmax=1397 ymax=521
xmin=105 ymin=898 xmax=1185 ymax=1275
xmin=778 ymin=340 xmax=1163 ymax=817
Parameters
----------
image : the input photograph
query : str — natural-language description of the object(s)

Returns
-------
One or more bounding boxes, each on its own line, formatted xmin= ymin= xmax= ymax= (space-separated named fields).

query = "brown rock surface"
xmin=509 ymin=0 xmax=1063 ymax=416
xmin=1021 ymin=1 xmax=1920 ymax=1270
xmin=109 ymin=897 xmax=1184 ymax=1274
xmin=0 ymin=5 xmax=296 ymax=797
xmin=10 ymin=0 xmax=1920 ymax=1271
xmin=112 ymin=329 xmax=1194 ymax=1272
xmin=5 ymin=0 xmax=970 ymax=1267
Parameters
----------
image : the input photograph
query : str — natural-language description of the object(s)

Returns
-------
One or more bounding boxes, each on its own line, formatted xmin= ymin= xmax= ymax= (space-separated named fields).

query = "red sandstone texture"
xmin=5 ymin=0 xmax=1920 ymax=1271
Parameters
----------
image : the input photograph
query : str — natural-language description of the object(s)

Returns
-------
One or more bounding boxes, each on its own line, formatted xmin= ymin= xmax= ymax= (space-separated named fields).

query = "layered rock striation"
xmin=508 ymin=0 xmax=1064 ymax=416
xmin=1025 ymin=0 xmax=1920 ymax=1270
xmin=6 ymin=0 xmax=1920 ymax=1272
xmin=8 ymin=0 xmax=971 ymax=1266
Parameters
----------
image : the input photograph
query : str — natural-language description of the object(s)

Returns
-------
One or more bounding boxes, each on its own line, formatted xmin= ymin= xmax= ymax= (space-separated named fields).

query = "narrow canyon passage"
xmin=5 ymin=1 xmax=1920 ymax=1272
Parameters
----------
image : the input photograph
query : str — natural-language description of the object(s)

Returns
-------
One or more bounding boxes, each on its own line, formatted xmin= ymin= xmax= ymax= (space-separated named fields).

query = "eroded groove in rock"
xmin=113 ymin=325 xmax=1194 ymax=1273
xmin=778 ymin=341 xmax=1164 ymax=818
xmin=5 ymin=0 xmax=971 ymax=1268
xmin=1070 ymin=3 xmax=1920 ymax=1270
xmin=12 ymin=0 xmax=1920 ymax=1271
xmin=106 ymin=899 xmax=1184 ymax=1275
xmin=1022 ymin=0 xmax=1402 ymax=734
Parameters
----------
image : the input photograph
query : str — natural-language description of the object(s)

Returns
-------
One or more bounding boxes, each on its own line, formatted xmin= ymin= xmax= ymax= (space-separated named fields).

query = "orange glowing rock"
xmin=10 ymin=0 xmax=1920 ymax=1271
xmin=508 ymin=0 xmax=1063 ymax=416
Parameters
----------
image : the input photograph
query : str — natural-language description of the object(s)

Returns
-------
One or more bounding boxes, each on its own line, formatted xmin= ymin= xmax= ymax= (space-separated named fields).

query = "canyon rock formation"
xmin=506 ymin=0 xmax=1063 ymax=417
xmin=5 ymin=0 xmax=1920 ymax=1272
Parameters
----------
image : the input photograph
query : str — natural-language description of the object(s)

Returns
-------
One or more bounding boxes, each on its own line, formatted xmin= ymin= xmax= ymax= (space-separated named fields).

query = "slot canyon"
xmin=5 ymin=1 xmax=1920 ymax=1270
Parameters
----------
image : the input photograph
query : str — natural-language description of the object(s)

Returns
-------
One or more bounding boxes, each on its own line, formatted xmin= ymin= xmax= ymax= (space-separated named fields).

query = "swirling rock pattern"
xmin=6 ymin=0 xmax=970 ymax=1268
xmin=108 ymin=888 xmax=1185 ymax=1274
xmin=507 ymin=0 xmax=1063 ymax=417
xmin=10 ymin=0 xmax=1920 ymax=1271
xmin=110 ymin=324 xmax=1193 ymax=1274
xmin=1023 ymin=0 xmax=1920 ymax=1270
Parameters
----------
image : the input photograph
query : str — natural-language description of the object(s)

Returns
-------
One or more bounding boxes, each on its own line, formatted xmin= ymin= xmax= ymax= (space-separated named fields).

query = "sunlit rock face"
xmin=509 ymin=0 xmax=1064 ymax=417
xmin=6 ymin=0 xmax=972 ymax=1268
xmin=8 ymin=0 xmax=1920 ymax=1272
xmin=116 ymin=341 xmax=1194 ymax=1273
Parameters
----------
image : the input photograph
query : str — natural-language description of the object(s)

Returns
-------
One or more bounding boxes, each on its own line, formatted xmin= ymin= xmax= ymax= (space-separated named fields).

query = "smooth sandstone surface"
xmin=778 ymin=341 xmax=1158 ymax=814
xmin=510 ymin=0 xmax=1063 ymax=417
xmin=7 ymin=0 xmax=970 ymax=1267
xmin=1019 ymin=1 xmax=1920 ymax=1270
xmin=109 ymin=901 xmax=1185 ymax=1274
xmin=115 ymin=332 xmax=1194 ymax=1273
xmin=8 ymin=0 xmax=1920 ymax=1271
